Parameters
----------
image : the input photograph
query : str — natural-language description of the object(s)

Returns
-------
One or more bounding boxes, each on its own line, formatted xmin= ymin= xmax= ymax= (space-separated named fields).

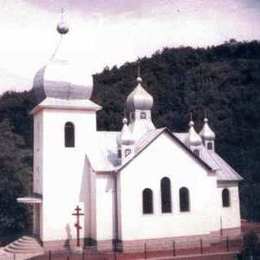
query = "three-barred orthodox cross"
xmin=72 ymin=205 xmax=84 ymax=247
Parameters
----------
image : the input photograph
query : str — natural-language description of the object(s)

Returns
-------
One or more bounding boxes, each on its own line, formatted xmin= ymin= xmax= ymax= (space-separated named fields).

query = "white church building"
xmin=18 ymin=17 xmax=243 ymax=252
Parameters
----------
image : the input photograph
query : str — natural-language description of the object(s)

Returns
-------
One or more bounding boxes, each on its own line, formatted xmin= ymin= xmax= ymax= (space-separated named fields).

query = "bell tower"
xmin=31 ymin=11 xmax=101 ymax=246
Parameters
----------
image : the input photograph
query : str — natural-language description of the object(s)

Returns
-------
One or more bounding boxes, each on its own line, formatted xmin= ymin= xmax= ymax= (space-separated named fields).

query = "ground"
xmin=29 ymin=238 xmax=241 ymax=260
xmin=2 ymin=220 xmax=260 ymax=260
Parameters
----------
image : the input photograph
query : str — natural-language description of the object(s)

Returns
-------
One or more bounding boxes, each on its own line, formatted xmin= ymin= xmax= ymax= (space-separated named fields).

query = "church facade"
xmin=19 ymin=19 xmax=243 ymax=252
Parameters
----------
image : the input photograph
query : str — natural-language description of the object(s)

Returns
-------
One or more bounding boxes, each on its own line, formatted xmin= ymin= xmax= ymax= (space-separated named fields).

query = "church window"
xmin=140 ymin=112 xmax=146 ymax=119
xmin=65 ymin=122 xmax=75 ymax=147
xmin=161 ymin=177 xmax=172 ymax=213
xmin=207 ymin=142 xmax=213 ymax=150
xmin=125 ymin=149 xmax=131 ymax=157
xmin=179 ymin=187 xmax=190 ymax=212
xmin=222 ymin=188 xmax=230 ymax=207
xmin=143 ymin=188 xmax=153 ymax=214
xmin=193 ymin=149 xmax=200 ymax=156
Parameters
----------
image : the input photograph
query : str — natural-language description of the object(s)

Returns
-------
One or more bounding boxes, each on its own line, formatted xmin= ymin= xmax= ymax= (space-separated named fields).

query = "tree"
xmin=0 ymin=119 xmax=32 ymax=242
xmin=243 ymin=231 xmax=258 ymax=256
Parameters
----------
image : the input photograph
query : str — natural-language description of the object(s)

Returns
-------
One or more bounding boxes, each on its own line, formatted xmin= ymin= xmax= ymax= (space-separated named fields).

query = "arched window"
xmin=125 ymin=149 xmax=131 ymax=157
xmin=161 ymin=177 xmax=172 ymax=213
xmin=140 ymin=112 xmax=147 ymax=119
xmin=222 ymin=188 xmax=230 ymax=207
xmin=143 ymin=188 xmax=153 ymax=214
xmin=65 ymin=122 xmax=75 ymax=147
xmin=207 ymin=142 xmax=213 ymax=150
xmin=193 ymin=149 xmax=200 ymax=156
xmin=179 ymin=187 xmax=190 ymax=212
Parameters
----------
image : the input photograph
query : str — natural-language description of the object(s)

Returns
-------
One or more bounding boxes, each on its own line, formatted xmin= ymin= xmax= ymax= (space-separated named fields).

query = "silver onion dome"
xmin=200 ymin=118 xmax=215 ymax=140
xmin=117 ymin=118 xmax=135 ymax=146
xmin=33 ymin=60 xmax=93 ymax=103
xmin=186 ymin=120 xmax=202 ymax=146
xmin=33 ymin=11 xmax=93 ymax=103
xmin=126 ymin=77 xmax=153 ymax=111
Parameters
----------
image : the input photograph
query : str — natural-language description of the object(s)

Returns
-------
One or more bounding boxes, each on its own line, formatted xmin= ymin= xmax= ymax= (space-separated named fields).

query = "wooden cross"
xmin=72 ymin=205 xmax=84 ymax=247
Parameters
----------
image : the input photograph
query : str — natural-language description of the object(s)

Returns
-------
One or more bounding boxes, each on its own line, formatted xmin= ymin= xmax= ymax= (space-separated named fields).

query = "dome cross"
xmin=57 ymin=8 xmax=69 ymax=35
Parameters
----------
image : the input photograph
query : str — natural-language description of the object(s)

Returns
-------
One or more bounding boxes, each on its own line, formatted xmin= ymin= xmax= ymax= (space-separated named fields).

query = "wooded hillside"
xmin=0 ymin=40 xmax=260 ymax=240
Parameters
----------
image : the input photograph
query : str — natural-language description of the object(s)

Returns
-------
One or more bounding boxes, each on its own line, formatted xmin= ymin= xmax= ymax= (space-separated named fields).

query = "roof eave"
xmin=30 ymin=97 xmax=102 ymax=115
xmin=217 ymin=178 xmax=243 ymax=184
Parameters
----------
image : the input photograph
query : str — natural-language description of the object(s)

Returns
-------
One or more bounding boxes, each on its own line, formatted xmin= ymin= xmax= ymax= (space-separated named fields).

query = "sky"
xmin=0 ymin=0 xmax=259 ymax=94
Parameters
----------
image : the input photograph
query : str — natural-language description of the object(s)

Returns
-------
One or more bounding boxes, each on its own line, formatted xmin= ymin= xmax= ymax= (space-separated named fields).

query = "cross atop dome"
xmin=136 ymin=59 xmax=143 ymax=83
xmin=126 ymin=62 xmax=153 ymax=112
xmin=32 ymin=10 xmax=95 ymax=104
xmin=57 ymin=8 xmax=69 ymax=35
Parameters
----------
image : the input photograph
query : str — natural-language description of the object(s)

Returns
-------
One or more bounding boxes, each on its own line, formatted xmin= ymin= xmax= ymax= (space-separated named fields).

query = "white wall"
xmin=33 ymin=111 xmax=43 ymax=195
xmin=218 ymin=182 xmax=241 ymax=229
xmin=82 ymin=157 xmax=93 ymax=239
xmin=33 ymin=112 xmax=43 ymax=238
xmin=84 ymin=161 xmax=97 ymax=240
xmin=95 ymin=174 xmax=115 ymax=241
xmin=34 ymin=107 xmax=98 ymax=242
xmin=118 ymin=133 xmax=221 ymax=241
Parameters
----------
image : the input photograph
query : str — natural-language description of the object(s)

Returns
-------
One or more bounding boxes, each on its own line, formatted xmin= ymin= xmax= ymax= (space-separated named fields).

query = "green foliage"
xmin=0 ymin=41 xmax=260 ymax=240
xmin=0 ymin=119 xmax=31 ymax=237
xmin=0 ymin=91 xmax=35 ymax=241
xmin=243 ymin=231 xmax=258 ymax=255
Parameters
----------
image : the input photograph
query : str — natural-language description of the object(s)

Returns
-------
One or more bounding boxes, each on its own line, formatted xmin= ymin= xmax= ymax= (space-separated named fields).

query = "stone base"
xmin=71 ymin=246 xmax=83 ymax=253
xmin=41 ymin=227 xmax=242 ymax=253
xmin=43 ymin=238 xmax=85 ymax=252
xmin=42 ymin=238 xmax=113 ymax=252
xmin=210 ymin=227 xmax=241 ymax=241
xmin=96 ymin=240 xmax=113 ymax=251
xmin=120 ymin=236 xmax=207 ymax=253
xmin=119 ymin=227 xmax=242 ymax=253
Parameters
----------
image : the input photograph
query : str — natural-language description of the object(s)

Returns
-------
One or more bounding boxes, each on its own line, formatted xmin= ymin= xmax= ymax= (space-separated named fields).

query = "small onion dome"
xmin=57 ymin=21 xmax=69 ymax=34
xmin=200 ymin=118 xmax=215 ymax=140
xmin=33 ymin=60 xmax=93 ymax=103
xmin=126 ymin=77 xmax=153 ymax=111
xmin=186 ymin=120 xmax=202 ymax=146
xmin=117 ymin=118 xmax=135 ymax=146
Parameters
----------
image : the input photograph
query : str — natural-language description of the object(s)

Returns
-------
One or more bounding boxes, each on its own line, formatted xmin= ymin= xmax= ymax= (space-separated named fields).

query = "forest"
xmin=0 ymin=40 xmax=260 ymax=242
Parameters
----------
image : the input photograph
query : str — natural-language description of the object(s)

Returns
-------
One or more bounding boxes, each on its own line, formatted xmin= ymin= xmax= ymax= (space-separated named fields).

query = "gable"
xmin=118 ymin=128 xmax=212 ymax=173
xmin=118 ymin=131 xmax=216 ymax=189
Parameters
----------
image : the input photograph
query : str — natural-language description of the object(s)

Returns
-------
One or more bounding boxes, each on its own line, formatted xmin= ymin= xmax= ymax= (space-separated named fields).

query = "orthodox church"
xmin=18 ymin=17 xmax=242 ymax=252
